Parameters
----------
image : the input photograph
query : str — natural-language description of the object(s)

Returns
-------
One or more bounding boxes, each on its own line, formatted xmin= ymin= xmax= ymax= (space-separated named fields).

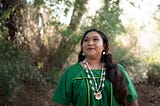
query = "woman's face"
xmin=82 ymin=31 xmax=104 ymax=59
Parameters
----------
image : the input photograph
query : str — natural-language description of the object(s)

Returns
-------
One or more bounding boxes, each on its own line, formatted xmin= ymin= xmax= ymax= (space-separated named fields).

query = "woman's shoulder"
xmin=66 ymin=62 xmax=82 ymax=70
xmin=64 ymin=62 xmax=84 ymax=75
xmin=117 ymin=64 xmax=125 ymax=70
xmin=117 ymin=64 xmax=132 ymax=81
xmin=117 ymin=64 xmax=128 ymax=75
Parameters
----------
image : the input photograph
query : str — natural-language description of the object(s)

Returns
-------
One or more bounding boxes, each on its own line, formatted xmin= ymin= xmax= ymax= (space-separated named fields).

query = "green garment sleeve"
xmin=118 ymin=64 xmax=138 ymax=103
xmin=52 ymin=69 xmax=72 ymax=105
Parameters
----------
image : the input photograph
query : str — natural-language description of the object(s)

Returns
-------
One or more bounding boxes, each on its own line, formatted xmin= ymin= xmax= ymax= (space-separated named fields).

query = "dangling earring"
xmin=102 ymin=51 xmax=106 ymax=55
xmin=82 ymin=52 xmax=85 ymax=56
xmin=101 ymin=50 xmax=106 ymax=62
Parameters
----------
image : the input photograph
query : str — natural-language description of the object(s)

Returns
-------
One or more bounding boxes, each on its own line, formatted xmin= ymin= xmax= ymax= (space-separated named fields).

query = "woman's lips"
xmin=87 ymin=48 xmax=95 ymax=50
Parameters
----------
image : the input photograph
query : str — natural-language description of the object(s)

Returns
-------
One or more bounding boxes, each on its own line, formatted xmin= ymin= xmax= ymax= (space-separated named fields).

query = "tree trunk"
xmin=52 ymin=0 xmax=88 ymax=71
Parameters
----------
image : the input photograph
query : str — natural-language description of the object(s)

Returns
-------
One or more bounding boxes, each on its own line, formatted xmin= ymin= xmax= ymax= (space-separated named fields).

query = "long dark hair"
xmin=78 ymin=29 xmax=128 ymax=106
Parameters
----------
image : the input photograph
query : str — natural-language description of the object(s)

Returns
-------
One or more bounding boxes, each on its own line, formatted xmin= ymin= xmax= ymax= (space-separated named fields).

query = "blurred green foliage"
xmin=0 ymin=41 xmax=42 ymax=100
xmin=44 ymin=67 xmax=60 ymax=85
xmin=33 ymin=0 xmax=45 ymax=5
xmin=81 ymin=0 xmax=125 ymax=41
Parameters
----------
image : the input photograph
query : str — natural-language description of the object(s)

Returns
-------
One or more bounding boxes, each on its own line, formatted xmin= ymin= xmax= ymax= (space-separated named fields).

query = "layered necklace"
xmin=83 ymin=59 xmax=106 ymax=100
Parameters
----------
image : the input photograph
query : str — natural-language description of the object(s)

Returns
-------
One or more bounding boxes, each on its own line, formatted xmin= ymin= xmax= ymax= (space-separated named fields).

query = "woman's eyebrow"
xmin=85 ymin=35 xmax=100 ymax=38
xmin=93 ymin=35 xmax=100 ymax=38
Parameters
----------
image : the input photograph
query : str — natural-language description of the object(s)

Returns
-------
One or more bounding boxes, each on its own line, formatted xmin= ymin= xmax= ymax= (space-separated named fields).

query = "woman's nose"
xmin=88 ymin=40 xmax=93 ymax=45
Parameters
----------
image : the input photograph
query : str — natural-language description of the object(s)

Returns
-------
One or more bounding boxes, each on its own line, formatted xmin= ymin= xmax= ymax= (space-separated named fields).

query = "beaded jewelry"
xmin=83 ymin=59 xmax=106 ymax=100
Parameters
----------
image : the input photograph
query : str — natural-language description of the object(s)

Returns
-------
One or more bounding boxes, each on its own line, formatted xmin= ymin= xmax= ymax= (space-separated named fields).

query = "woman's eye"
xmin=84 ymin=39 xmax=88 ymax=42
xmin=94 ymin=38 xmax=99 ymax=41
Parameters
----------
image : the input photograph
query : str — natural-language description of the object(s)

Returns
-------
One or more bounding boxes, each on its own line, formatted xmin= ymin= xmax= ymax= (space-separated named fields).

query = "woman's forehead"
xmin=85 ymin=31 xmax=101 ymax=38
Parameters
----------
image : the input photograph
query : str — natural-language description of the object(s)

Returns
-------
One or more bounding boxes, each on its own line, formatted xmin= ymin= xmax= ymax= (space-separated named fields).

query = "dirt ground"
xmin=134 ymin=83 xmax=160 ymax=106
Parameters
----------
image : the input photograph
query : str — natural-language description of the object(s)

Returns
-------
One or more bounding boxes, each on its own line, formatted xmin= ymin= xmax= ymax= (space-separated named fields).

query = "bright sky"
xmin=120 ymin=0 xmax=160 ymax=26
xmin=119 ymin=0 xmax=160 ymax=50
xmin=88 ymin=0 xmax=160 ymax=26
xmin=27 ymin=0 xmax=160 ymax=26
xmin=87 ymin=0 xmax=102 ymax=16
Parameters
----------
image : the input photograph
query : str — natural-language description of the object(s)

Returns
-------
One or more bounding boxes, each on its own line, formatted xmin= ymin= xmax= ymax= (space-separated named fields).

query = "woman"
xmin=52 ymin=29 xmax=138 ymax=106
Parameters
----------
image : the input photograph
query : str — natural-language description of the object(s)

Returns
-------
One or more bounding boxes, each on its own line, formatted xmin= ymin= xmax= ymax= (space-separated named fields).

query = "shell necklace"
xmin=83 ymin=59 xmax=106 ymax=100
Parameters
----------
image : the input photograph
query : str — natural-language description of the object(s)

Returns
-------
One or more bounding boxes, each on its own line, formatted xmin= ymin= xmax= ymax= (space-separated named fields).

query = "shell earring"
xmin=82 ymin=52 xmax=85 ymax=56
xmin=102 ymin=51 xmax=106 ymax=55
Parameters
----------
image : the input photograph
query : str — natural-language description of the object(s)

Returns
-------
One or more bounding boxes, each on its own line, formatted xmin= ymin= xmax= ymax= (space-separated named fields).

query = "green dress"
xmin=52 ymin=63 xmax=137 ymax=106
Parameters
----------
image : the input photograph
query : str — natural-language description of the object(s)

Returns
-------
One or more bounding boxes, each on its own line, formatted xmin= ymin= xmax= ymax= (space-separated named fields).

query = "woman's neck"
xmin=85 ymin=58 xmax=102 ymax=69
